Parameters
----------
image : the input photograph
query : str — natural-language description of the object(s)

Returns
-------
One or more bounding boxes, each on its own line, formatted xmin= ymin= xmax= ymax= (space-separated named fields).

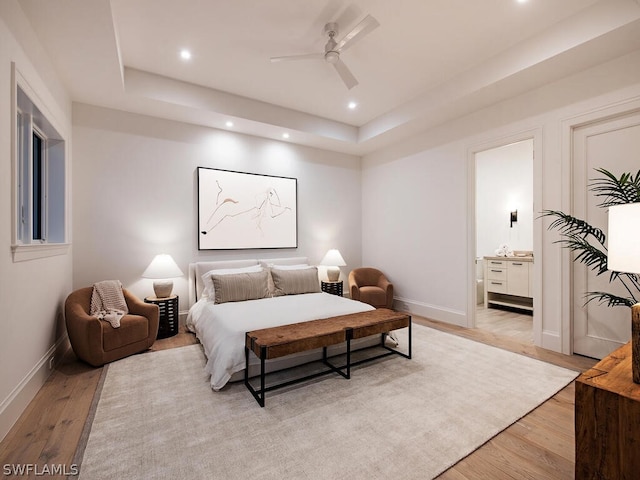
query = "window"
xmin=31 ymin=129 xmax=45 ymax=241
xmin=12 ymin=66 xmax=68 ymax=261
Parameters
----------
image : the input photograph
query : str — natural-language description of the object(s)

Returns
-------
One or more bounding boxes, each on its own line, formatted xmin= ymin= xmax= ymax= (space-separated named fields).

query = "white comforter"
xmin=186 ymin=292 xmax=374 ymax=390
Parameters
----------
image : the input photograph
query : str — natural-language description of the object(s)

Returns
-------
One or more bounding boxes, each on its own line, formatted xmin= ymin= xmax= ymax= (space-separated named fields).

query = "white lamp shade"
xmin=319 ymin=249 xmax=346 ymax=267
xmin=319 ymin=249 xmax=346 ymax=282
xmin=607 ymin=203 xmax=640 ymax=274
xmin=142 ymin=254 xmax=184 ymax=279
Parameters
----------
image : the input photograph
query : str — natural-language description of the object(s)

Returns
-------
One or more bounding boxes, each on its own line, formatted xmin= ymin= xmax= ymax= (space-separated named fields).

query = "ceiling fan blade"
xmin=270 ymin=53 xmax=324 ymax=63
xmin=333 ymin=58 xmax=358 ymax=90
xmin=336 ymin=14 xmax=379 ymax=51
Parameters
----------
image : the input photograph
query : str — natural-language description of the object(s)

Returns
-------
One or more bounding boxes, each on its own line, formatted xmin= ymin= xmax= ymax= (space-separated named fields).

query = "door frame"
xmin=561 ymin=99 xmax=640 ymax=355
xmin=466 ymin=128 xmax=543 ymax=347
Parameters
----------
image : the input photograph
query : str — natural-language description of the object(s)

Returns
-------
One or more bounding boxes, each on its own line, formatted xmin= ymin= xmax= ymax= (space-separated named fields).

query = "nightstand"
xmin=321 ymin=280 xmax=343 ymax=297
xmin=144 ymin=295 xmax=179 ymax=339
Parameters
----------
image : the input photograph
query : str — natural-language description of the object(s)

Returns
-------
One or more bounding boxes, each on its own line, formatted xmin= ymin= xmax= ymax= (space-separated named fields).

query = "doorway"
xmin=474 ymin=139 xmax=534 ymax=342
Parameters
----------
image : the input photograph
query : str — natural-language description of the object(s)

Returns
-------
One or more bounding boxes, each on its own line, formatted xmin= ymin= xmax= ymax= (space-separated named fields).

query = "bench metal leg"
xmin=245 ymin=342 xmax=267 ymax=407
xmin=349 ymin=317 xmax=413 ymax=369
xmin=259 ymin=346 xmax=266 ymax=405
xmin=346 ymin=328 xmax=352 ymax=379
xmin=383 ymin=316 xmax=411 ymax=359
xmin=322 ymin=328 xmax=352 ymax=379
xmin=247 ymin=343 xmax=352 ymax=407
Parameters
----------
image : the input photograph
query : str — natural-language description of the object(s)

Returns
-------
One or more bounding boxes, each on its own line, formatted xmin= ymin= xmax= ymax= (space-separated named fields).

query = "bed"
xmin=186 ymin=257 xmax=377 ymax=390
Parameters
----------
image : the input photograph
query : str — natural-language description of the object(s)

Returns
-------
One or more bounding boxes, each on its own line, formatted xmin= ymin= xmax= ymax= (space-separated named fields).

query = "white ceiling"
xmin=17 ymin=0 xmax=640 ymax=155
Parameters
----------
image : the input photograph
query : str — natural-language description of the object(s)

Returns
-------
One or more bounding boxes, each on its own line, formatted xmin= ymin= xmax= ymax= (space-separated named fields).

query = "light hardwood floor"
xmin=476 ymin=304 xmax=533 ymax=344
xmin=0 ymin=317 xmax=596 ymax=480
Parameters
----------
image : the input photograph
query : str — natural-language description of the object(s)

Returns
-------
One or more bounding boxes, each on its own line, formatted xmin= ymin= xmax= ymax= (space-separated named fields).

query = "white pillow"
xmin=269 ymin=264 xmax=310 ymax=270
xmin=201 ymin=265 xmax=263 ymax=298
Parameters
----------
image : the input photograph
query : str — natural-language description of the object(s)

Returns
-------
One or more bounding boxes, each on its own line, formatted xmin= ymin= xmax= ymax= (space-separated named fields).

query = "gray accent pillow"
xmin=211 ymin=270 xmax=269 ymax=304
xmin=270 ymin=267 xmax=321 ymax=296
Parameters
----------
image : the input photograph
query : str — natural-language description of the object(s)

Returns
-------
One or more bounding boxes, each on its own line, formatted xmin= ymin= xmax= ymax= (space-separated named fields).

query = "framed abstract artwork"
xmin=197 ymin=167 xmax=298 ymax=250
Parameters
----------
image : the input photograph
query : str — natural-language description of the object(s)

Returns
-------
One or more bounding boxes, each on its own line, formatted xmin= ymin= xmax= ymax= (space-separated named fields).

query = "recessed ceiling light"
xmin=225 ymin=121 xmax=234 ymax=128
xmin=348 ymin=101 xmax=357 ymax=110
xmin=180 ymin=49 xmax=192 ymax=60
xmin=516 ymin=0 xmax=528 ymax=3
xmin=282 ymin=132 xmax=290 ymax=139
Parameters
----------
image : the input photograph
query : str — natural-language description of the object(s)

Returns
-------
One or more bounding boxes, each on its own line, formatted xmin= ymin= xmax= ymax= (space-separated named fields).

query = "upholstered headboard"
xmin=258 ymin=256 xmax=309 ymax=268
xmin=188 ymin=256 xmax=309 ymax=308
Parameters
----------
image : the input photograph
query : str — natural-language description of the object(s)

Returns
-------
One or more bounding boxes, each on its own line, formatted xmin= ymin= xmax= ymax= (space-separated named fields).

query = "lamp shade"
xmin=607 ymin=203 xmax=640 ymax=274
xmin=319 ymin=249 xmax=346 ymax=282
xmin=142 ymin=254 xmax=184 ymax=279
xmin=319 ymin=249 xmax=346 ymax=267
xmin=142 ymin=254 xmax=183 ymax=298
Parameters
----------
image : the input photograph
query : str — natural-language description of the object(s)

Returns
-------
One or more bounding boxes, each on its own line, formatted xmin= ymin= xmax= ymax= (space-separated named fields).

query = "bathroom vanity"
xmin=483 ymin=255 xmax=533 ymax=312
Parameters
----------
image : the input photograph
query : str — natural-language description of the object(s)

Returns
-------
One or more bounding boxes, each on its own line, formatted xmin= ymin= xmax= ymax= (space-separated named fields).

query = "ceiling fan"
xmin=270 ymin=14 xmax=380 ymax=90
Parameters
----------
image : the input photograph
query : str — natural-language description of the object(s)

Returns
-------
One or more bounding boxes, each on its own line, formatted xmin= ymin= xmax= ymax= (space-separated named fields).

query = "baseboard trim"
xmin=0 ymin=335 xmax=69 ymax=443
xmin=542 ymin=330 xmax=562 ymax=353
xmin=394 ymin=297 xmax=467 ymax=327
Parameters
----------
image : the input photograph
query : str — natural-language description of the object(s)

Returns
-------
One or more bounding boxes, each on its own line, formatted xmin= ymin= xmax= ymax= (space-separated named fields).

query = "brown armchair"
xmin=65 ymin=287 xmax=159 ymax=367
xmin=348 ymin=267 xmax=394 ymax=309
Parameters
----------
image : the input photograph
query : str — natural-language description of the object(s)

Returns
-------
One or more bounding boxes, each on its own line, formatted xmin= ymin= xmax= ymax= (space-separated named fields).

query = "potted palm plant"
xmin=543 ymin=168 xmax=640 ymax=379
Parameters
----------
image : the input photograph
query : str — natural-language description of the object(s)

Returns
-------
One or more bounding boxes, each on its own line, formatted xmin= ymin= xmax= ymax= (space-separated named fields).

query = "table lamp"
xmin=320 ymin=249 xmax=346 ymax=282
xmin=607 ymin=203 xmax=640 ymax=383
xmin=142 ymin=254 xmax=184 ymax=298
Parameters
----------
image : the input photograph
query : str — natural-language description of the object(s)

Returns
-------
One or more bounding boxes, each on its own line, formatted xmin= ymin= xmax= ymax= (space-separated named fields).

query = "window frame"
xmin=11 ymin=63 xmax=69 ymax=262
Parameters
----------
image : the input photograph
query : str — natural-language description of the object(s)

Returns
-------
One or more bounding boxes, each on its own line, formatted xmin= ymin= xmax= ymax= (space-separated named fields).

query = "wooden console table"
xmin=575 ymin=341 xmax=640 ymax=479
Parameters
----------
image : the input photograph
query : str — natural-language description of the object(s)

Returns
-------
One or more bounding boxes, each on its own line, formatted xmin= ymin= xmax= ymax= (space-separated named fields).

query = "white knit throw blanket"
xmin=90 ymin=280 xmax=128 ymax=328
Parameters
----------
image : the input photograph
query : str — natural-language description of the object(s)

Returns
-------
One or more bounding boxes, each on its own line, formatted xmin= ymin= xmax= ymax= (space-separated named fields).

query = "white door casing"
xmin=571 ymin=111 xmax=640 ymax=359
xmin=469 ymin=132 xmax=541 ymax=347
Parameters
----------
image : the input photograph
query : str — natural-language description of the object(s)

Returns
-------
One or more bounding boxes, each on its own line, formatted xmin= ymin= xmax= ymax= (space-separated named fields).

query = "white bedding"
xmin=186 ymin=292 xmax=374 ymax=390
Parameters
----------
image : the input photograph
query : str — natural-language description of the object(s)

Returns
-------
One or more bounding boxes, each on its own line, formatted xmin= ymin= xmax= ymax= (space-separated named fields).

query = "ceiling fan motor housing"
xmin=323 ymin=23 xmax=340 ymax=63
xmin=324 ymin=49 xmax=339 ymax=63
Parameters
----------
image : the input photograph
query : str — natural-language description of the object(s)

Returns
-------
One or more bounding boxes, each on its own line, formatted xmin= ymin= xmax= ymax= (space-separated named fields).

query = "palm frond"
xmin=590 ymin=168 xmax=640 ymax=207
xmin=608 ymin=270 xmax=639 ymax=285
xmin=541 ymin=210 xmax=606 ymax=246
xmin=557 ymin=234 xmax=608 ymax=275
xmin=585 ymin=291 xmax=635 ymax=308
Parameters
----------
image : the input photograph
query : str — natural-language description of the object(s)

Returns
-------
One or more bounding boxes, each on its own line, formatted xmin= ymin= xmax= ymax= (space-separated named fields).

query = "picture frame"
xmin=197 ymin=167 xmax=298 ymax=250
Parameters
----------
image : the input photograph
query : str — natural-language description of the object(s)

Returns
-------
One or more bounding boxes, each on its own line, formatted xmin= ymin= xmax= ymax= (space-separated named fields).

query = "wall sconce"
xmin=510 ymin=210 xmax=518 ymax=228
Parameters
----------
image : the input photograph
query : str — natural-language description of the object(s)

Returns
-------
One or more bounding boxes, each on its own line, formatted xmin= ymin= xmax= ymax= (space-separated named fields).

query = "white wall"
xmin=476 ymin=139 xmax=534 ymax=258
xmin=362 ymin=142 xmax=468 ymax=324
xmin=72 ymin=105 xmax=362 ymax=309
xmin=362 ymin=49 xmax=640 ymax=351
xmin=0 ymin=2 xmax=72 ymax=441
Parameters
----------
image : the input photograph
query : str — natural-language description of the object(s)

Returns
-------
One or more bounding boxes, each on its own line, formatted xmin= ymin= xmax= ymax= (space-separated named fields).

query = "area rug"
xmin=73 ymin=324 xmax=578 ymax=480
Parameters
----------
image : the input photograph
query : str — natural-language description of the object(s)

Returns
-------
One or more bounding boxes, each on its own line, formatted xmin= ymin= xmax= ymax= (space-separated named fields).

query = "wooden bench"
xmin=244 ymin=308 xmax=411 ymax=406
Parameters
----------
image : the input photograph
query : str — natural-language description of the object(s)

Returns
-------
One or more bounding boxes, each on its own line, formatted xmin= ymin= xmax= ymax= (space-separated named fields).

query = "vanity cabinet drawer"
xmin=487 ymin=279 xmax=507 ymax=294
xmin=486 ymin=259 xmax=506 ymax=268
xmin=487 ymin=267 xmax=506 ymax=281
